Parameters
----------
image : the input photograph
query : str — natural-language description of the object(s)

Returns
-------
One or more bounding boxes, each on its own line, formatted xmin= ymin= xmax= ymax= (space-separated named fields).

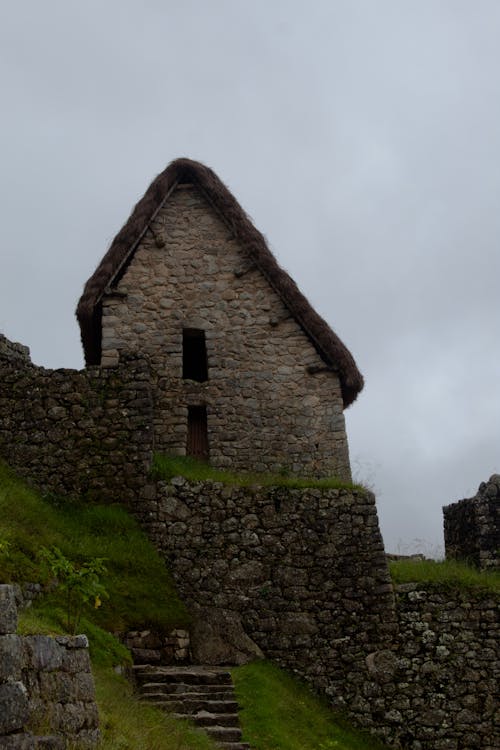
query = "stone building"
xmin=77 ymin=159 xmax=363 ymax=479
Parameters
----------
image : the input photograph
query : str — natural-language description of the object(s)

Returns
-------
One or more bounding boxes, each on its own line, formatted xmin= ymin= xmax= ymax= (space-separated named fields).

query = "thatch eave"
xmin=76 ymin=158 xmax=364 ymax=407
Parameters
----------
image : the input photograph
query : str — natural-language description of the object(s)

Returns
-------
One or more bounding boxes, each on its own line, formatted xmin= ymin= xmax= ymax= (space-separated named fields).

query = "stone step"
xmin=142 ymin=681 xmax=233 ymax=697
xmin=172 ymin=711 xmax=241 ymax=728
xmin=204 ymin=725 xmax=243 ymax=743
xmin=135 ymin=664 xmax=251 ymax=748
xmin=133 ymin=665 xmax=233 ymax=686
xmin=143 ymin=689 xmax=234 ymax=702
xmin=147 ymin=698 xmax=239 ymax=714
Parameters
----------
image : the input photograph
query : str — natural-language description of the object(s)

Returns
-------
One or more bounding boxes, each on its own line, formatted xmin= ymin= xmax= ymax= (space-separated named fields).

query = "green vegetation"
xmin=89 ymin=668 xmax=217 ymax=750
xmin=389 ymin=557 xmax=500 ymax=593
xmin=0 ymin=461 xmax=189 ymax=633
xmin=39 ymin=546 xmax=108 ymax=634
xmin=153 ymin=453 xmax=362 ymax=491
xmin=232 ymin=661 xmax=388 ymax=750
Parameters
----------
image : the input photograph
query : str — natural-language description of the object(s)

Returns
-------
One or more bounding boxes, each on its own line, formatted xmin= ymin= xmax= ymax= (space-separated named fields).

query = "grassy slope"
xmin=233 ymin=661 xmax=388 ymax=750
xmin=0 ymin=461 xmax=188 ymax=633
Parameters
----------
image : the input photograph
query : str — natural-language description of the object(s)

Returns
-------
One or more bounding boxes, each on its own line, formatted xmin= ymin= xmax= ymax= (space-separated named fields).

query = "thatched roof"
xmin=76 ymin=158 xmax=364 ymax=407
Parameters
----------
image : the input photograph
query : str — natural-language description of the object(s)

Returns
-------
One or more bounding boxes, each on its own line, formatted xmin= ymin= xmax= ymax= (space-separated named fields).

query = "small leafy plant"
xmin=39 ymin=546 xmax=108 ymax=634
xmin=0 ymin=536 xmax=11 ymax=557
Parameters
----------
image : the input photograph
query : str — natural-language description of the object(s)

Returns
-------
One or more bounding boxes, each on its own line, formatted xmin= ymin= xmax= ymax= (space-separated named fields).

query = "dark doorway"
xmin=183 ymin=329 xmax=208 ymax=382
xmin=187 ymin=405 xmax=209 ymax=460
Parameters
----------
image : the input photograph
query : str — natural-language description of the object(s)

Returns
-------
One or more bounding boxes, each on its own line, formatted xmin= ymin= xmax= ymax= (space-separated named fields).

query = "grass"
xmin=153 ymin=454 xmax=362 ymax=492
xmin=0 ymin=460 xmax=189 ymax=634
xmin=93 ymin=668 xmax=217 ymax=750
xmin=232 ymin=661 xmax=389 ymax=750
xmin=389 ymin=557 xmax=500 ymax=594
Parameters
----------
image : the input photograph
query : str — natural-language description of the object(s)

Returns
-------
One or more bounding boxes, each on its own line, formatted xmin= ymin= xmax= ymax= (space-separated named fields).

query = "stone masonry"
xmin=371 ymin=583 xmax=499 ymax=750
xmin=444 ymin=475 xmax=500 ymax=570
xmin=0 ymin=334 xmax=153 ymax=507
xmin=1 ymin=333 xmax=499 ymax=749
xmin=100 ymin=186 xmax=351 ymax=479
xmin=142 ymin=477 xmax=398 ymax=706
xmin=0 ymin=584 xmax=99 ymax=749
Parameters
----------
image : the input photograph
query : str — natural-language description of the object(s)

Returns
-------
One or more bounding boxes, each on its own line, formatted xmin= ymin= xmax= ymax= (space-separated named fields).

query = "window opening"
xmin=183 ymin=329 xmax=208 ymax=382
xmin=187 ymin=405 xmax=209 ymax=460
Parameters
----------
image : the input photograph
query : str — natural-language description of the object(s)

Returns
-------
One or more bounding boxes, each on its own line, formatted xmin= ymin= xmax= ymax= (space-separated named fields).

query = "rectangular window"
xmin=187 ymin=405 xmax=209 ymax=460
xmin=182 ymin=329 xmax=208 ymax=382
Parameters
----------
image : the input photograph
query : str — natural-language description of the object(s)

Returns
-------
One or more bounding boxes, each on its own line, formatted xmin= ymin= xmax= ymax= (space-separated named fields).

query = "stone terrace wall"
xmin=140 ymin=477 xmax=398 ymax=704
xmin=0 ymin=337 xmax=154 ymax=507
xmin=351 ymin=583 xmax=499 ymax=750
xmin=0 ymin=584 xmax=99 ymax=748
xmin=142 ymin=479 xmax=499 ymax=750
xmin=444 ymin=475 xmax=500 ymax=570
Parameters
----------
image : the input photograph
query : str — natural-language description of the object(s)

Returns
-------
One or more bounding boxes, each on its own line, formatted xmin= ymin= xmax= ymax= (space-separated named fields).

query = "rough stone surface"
xmin=100 ymin=185 xmax=351 ymax=479
xmin=0 ymin=681 xmax=29 ymax=734
xmin=189 ymin=606 xmax=264 ymax=665
xmin=355 ymin=584 xmax=500 ymax=750
xmin=0 ymin=634 xmax=23 ymax=681
xmin=0 ymin=586 xmax=99 ymax=748
xmin=0 ymin=344 xmax=153 ymax=508
xmin=122 ymin=628 xmax=191 ymax=665
xmin=144 ymin=478 xmax=397 ymax=703
xmin=0 ymin=584 xmax=18 ymax=634
xmin=444 ymin=475 xmax=500 ymax=570
xmin=0 ymin=734 xmax=36 ymax=749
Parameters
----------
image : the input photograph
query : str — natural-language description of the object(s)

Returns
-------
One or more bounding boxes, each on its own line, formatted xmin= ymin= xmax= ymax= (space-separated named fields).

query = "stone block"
xmin=0 ymin=681 xmax=29 ymax=734
xmin=34 ymin=737 xmax=65 ymax=750
xmin=0 ymin=584 xmax=18 ymax=634
xmin=0 ymin=634 xmax=23 ymax=680
xmin=24 ymin=636 xmax=63 ymax=671
xmin=0 ymin=734 xmax=35 ymax=749
xmin=61 ymin=647 xmax=91 ymax=674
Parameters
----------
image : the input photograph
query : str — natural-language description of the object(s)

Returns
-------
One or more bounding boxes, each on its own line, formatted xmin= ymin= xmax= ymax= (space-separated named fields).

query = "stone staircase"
xmin=133 ymin=664 xmax=251 ymax=749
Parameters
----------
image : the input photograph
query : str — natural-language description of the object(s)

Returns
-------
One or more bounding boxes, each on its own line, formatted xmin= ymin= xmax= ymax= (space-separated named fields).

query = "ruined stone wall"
xmin=352 ymin=583 xmax=499 ymax=750
xmin=0 ymin=585 xmax=99 ymax=748
xmin=101 ymin=185 xmax=351 ymax=479
xmin=444 ymin=475 xmax=499 ymax=570
xmin=0 ymin=338 xmax=154 ymax=506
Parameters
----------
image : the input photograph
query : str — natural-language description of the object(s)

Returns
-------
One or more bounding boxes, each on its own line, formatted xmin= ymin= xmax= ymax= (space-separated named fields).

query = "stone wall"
xmin=138 ymin=477 xmax=499 ymax=750
xmin=0 ymin=585 xmax=99 ymax=748
xmin=101 ymin=185 xmax=351 ymax=479
xmin=351 ymin=583 xmax=499 ymax=750
xmin=0 ymin=338 xmax=154 ymax=507
xmin=444 ymin=475 xmax=500 ymax=570
xmin=0 ymin=333 xmax=31 ymax=363
xmin=139 ymin=477 xmax=398 ymax=699
xmin=2 ymin=332 xmax=498 ymax=748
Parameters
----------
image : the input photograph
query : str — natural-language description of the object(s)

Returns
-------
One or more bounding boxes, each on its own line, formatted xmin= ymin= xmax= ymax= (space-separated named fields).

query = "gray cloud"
xmin=1 ymin=1 xmax=499 ymax=553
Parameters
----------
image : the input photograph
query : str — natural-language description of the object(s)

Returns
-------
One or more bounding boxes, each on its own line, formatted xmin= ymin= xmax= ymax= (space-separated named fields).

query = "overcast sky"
xmin=1 ymin=1 xmax=499 ymax=555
